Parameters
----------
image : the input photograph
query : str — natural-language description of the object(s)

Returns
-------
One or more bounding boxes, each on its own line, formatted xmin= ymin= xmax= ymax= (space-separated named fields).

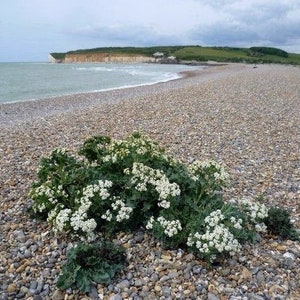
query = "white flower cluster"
xmin=187 ymin=210 xmax=241 ymax=259
xmin=128 ymin=162 xmax=180 ymax=208
xmin=238 ymin=197 xmax=268 ymax=233
xmin=79 ymin=180 xmax=113 ymax=201
xmin=112 ymin=198 xmax=133 ymax=222
xmin=146 ymin=216 xmax=182 ymax=237
xmin=103 ymin=136 xmax=157 ymax=163
xmin=34 ymin=184 xmax=55 ymax=201
xmin=188 ymin=160 xmax=230 ymax=184
xmin=102 ymin=139 xmax=135 ymax=163
xmin=102 ymin=134 xmax=175 ymax=166
xmin=230 ymin=216 xmax=243 ymax=230
xmin=122 ymin=135 xmax=159 ymax=156
xmin=46 ymin=180 xmax=113 ymax=240
xmin=145 ymin=216 xmax=155 ymax=230
xmin=101 ymin=209 xmax=113 ymax=222
xmin=239 ymin=197 xmax=268 ymax=221
xmin=204 ymin=209 xmax=225 ymax=225
xmin=70 ymin=180 xmax=113 ymax=237
xmin=101 ymin=197 xmax=133 ymax=222
xmin=102 ymin=153 xmax=118 ymax=163
xmin=70 ymin=200 xmax=97 ymax=238
xmin=31 ymin=183 xmax=62 ymax=213
xmin=55 ymin=148 xmax=68 ymax=155
xmin=50 ymin=207 xmax=71 ymax=232
xmin=254 ymin=223 xmax=267 ymax=233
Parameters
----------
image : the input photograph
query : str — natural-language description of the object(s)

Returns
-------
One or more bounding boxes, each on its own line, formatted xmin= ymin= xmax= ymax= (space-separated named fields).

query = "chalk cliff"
xmin=61 ymin=52 xmax=155 ymax=63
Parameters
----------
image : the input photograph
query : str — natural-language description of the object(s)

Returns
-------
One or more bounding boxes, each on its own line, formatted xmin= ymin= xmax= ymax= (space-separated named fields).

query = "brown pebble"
xmin=7 ymin=283 xmax=18 ymax=293
xmin=276 ymin=245 xmax=287 ymax=251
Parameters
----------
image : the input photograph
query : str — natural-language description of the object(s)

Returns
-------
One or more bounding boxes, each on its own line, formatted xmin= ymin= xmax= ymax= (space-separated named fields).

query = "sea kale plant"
xmin=30 ymin=132 xmax=283 ymax=264
xmin=57 ymin=240 xmax=126 ymax=293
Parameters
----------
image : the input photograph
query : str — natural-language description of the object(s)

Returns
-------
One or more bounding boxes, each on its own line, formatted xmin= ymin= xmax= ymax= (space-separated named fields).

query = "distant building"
xmin=167 ymin=56 xmax=176 ymax=61
xmin=153 ymin=52 xmax=164 ymax=58
xmin=153 ymin=52 xmax=164 ymax=62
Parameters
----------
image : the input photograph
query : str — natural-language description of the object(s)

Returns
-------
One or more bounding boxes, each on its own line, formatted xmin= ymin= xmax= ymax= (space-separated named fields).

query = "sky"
xmin=1 ymin=0 xmax=300 ymax=62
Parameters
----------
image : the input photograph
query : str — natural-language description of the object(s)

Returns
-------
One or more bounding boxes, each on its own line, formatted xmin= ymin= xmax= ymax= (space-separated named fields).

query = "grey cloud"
xmin=192 ymin=0 xmax=237 ymax=7
xmin=190 ymin=23 xmax=258 ymax=46
xmin=71 ymin=24 xmax=182 ymax=46
xmin=229 ymin=2 xmax=296 ymax=25
xmin=189 ymin=0 xmax=300 ymax=48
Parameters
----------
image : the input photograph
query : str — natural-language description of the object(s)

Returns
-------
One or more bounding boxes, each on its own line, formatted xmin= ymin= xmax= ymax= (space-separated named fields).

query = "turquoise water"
xmin=0 ymin=62 xmax=200 ymax=104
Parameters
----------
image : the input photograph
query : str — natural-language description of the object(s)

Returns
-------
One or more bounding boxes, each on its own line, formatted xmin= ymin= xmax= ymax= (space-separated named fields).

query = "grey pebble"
xmin=13 ymin=230 xmax=26 ymax=243
xmin=134 ymin=279 xmax=144 ymax=287
xmin=29 ymin=281 xmax=38 ymax=293
xmin=36 ymin=280 xmax=44 ymax=294
xmin=159 ymin=275 xmax=170 ymax=282
xmin=256 ymin=270 xmax=265 ymax=285
xmin=109 ymin=294 xmax=122 ymax=300
xmin=24 ymin=249 xmax=32 ymax=258
xmin=283 ymin=252 xmax=295 ymax=268
xmin=207 ymin=292 xmax=220 ymax=300
xmin=116 ymin=279 xmax=130 ymax=289
xmin=150 ymin=272 xmax=159 ymax=282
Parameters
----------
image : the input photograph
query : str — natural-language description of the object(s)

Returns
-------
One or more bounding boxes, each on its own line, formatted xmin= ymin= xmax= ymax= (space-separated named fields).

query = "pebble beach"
xmin=0 ymin=63 xmax=299 ymax=299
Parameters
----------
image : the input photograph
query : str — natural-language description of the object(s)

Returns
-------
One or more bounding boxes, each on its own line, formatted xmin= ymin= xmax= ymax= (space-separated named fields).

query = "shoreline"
xmin=0 ymin=68 xmax=185 ymax=106
xmin=0 ymin=62 xmax=208 ymax=108
xmin=0 ymin=64 xmax=242 ymax=126
xmin=1 ymin=63 xmax=299 ymax=299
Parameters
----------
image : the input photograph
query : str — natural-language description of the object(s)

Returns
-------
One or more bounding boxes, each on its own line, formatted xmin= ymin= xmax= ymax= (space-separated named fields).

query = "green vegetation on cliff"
xmin=51 ymin=46 xmax=300 ymax=65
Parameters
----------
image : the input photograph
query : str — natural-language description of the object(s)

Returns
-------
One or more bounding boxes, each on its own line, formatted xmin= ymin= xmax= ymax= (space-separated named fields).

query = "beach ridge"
xmin=1 ymin=63 xmax=299 ymax=299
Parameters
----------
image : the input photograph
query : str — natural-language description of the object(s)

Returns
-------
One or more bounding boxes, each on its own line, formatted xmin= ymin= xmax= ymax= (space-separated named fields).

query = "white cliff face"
xmin=48 ymin=54 xmax=62 ymax=63
xmin=104 ymin=55 xmax=155 ymax=63
xmin=63 ymin=52 xmax=155 ymax=63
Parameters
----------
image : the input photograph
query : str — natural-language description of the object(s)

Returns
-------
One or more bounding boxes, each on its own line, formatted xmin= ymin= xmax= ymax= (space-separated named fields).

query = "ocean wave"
xmin=0 ymin=63 xmax=201 ymax=103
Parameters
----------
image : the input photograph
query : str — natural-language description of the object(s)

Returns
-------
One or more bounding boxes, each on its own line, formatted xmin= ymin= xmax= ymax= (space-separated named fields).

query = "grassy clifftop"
xmin=51 ymin=45 xmax=300 ymax=65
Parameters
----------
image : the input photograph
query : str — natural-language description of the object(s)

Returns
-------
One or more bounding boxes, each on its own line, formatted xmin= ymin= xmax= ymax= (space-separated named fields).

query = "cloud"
xmin=189 ymin=0 xmax=300 ymax=49
xmin=2 ymin=0 xmax=300 ymax=61
xmin=70 ymin=24 xmax=183 ymax=46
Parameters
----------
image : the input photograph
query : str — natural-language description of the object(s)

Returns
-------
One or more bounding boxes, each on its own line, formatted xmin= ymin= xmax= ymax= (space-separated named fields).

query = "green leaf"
xmin=57 ymin=264 xmax=80 ymax=290
xmin=57 ymin=272 xmax=73 ymax=290
xmin=91 ymin=270 xmax=111 ymax=283
xmin=142 ymin=201 xmax=152 ymax=212
xmin=76 ymin=269 xmax=92 ymax=293
xmin=86 ymin=256 xmax=100 ymax=267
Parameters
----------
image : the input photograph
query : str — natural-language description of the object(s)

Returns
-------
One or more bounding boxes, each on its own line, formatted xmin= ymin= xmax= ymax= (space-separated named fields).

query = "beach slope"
xmin=0 ymin=63 xmax=299 ymax=299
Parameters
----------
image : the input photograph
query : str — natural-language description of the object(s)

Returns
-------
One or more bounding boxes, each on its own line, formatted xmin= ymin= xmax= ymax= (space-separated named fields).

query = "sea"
xmin=0 ymin=62 xmax=201 ymax=104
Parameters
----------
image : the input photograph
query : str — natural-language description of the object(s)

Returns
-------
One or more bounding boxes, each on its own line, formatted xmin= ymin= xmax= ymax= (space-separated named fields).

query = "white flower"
xmin=188 ymin=160 xmax=230 ymax=185
xmin=116 ymin=206 xmax=133 ymax=222
xmin=146 ymin=216 xmax=155 ymax=230
xmin=187 ymin=236 xmax=194 ymax=247
xmin=136 ymin=182 xmax=147 ymax=192
xmin=255 ymin=223 xmax=267 ymax=233
xmin=110 ymin=197 xmax=133 ymax=222
xmin=31 ymin=184 xmax=58 ymax=208
xmin=230 ymin=216 xmax=243 ymax=230
xmin=158 ymin=200 xmax=171 ymax=209
xmin=101 ymin=210 xmax=113 ymax=221
xmin=47 ymin=208 xmax=58 ymax=223
xmin=157 ymin=216 xmax=182 ymax=237
xmin=204 ymin=210 xmax=225 ymax=227
xmin=36 ymin=203 xmax=46 ymax=213
xmin=129 ymin=162 xmax=180 ymax=206
xmin=188 ymin=218 xmax=241 ymax=259
xmin=55 ymin=208 xmax=72 ymax=232
xmin=70 ymin=207 xmax=97 ymax=239
xmin=239 ymin=197 xmax=268 ymax=222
